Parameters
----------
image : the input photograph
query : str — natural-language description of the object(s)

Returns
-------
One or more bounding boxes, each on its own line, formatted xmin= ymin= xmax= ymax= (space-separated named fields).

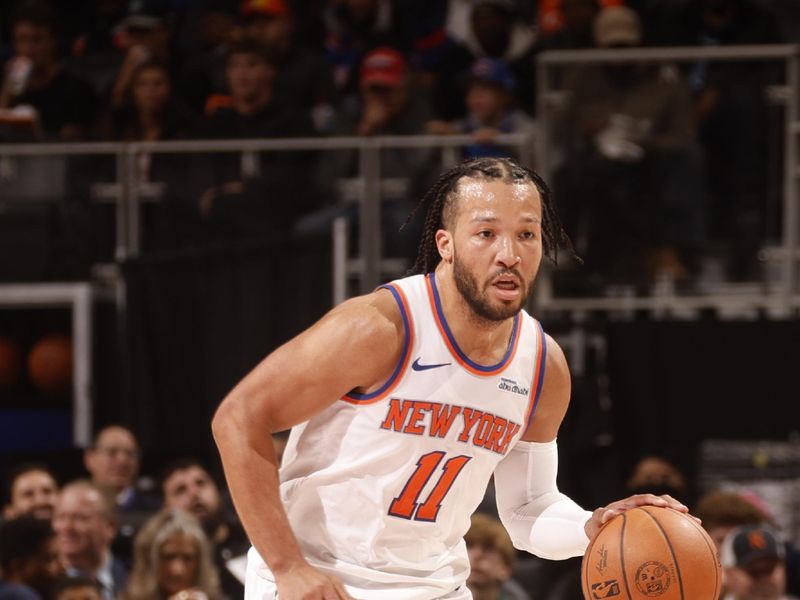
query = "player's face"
xmin=8 ymin=469 xmax=59 ymax=520
xmin=163 ymin=466 xmax=221 ymax=524
xmin=157 ymin=532 xmax=200 ymax=597
xmin=85 ymin=427 xmax=140 ymax=491
xmin=446 ymin=179 xmax=542 ymax=322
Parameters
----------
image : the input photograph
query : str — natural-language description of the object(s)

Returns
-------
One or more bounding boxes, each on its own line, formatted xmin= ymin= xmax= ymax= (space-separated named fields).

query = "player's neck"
xmin=433 ymin=270 xmax=517 ymax=364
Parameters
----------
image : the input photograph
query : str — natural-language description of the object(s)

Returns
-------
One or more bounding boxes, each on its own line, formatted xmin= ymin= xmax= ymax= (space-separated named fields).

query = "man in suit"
xmin=52 ymin=481 xmax=127 ymax=600
xmin=83 ymin=425 xmax=159 ymax=565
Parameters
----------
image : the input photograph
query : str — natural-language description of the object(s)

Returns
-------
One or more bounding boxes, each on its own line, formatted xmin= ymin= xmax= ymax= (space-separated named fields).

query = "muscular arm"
xmin=494 ymin=335 xmax=593 ymax=560
xmin=494 ymin=335 xmax=690 ymax=559
xmin=211 ymin=289 xmax=403 ymax=582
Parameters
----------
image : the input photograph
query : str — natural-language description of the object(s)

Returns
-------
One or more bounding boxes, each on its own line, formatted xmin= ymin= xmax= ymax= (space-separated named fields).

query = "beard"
xmin=453 ymin=252 xmax=531 ymax=323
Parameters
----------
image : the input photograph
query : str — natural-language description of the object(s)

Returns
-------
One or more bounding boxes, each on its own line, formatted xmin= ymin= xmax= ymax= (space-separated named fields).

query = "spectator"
xmin=322 ymin=0 xmax=402 ymax=96
xmin=188 ymin=38 xmax=316 ymax=238
xmin=109 ymin=0 xmax=175 ymax=110
xmin=0 ymin=1 xmax=98 ymax=140
xmin=84 ymin=425 xmax=158 ymax=514
xmin=100 ymin=59 xmax=193 ymax=142
xmin=646 ymin=0 xmax=782 ymax=280
xmin=3 ymin=463 xmax=59 ymax=521
xmin=241 ymin=0 xmax=337 ymax=133
xmin=555 ymin=5 xmax=705 ymax=283
xmin=465 ymin=513 xmax=530 ymax=600
xmin=52 ymin=575 xmax=104 ymax=600
xmin=426 ymin=57 xmax=534 ymax=160
xmin=123 ymin=508 xmax=220 ymax=600
xmin=298 ymin=46 xmax=434 ymax=262
xmin=721 ymin=524 xmax=799 ymax=600
xmin=625 ymin=455 xmax=688 ymax=501
xmin=177 ymin=0 xmax=238 ymax=114
xmin=695 ymin=490 xmax=800 ymax=598
xmin=53 ymin=480 xmax=128 ymax=600
xmin=536 ymin=0 xmax=601 ymax=50
xmin=0 ymin=517 xmax=62 ymax=600
xmin=436 ymin=0 xmax=537 ymax=119
xmin=695 ymin=490 xmax=772 ymax=550
xmin=83 ymin=425 xmax=160 ymax=566
xmin=161 ymin=460 xmax=248 ymax=600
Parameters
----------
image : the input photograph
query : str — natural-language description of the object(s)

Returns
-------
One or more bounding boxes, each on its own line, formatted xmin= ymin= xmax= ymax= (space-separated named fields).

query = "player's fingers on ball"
xmin=631 ymin=493 xmax=668 ymax=507
xmin=659 ymin=494 xmax=688 ymax=511
xmin=601 ymin=508 xmax=621 ymax=523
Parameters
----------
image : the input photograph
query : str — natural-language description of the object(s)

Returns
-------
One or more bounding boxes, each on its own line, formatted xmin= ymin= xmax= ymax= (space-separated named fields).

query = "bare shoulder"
xmin=521 ymin=333 xmax=572 ymax=442
xmin=221 ymin=286 xmax=409 ymax=432
xmin=322 ymin=287 xmax=405 ymax=353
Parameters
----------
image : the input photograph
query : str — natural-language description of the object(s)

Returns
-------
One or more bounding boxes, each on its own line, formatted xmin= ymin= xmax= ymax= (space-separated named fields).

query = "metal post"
xmin=126 ymin=148 xmax=141 ymax=257
xmin=358 ymin=139 xmax=381 ymax=294
xmin=783 ymin=52 xmax=799 ymax=313
xmin=115 ymin=148 xmax=128 ymax=261
xmin=72 ymin=284 xmax=93 ymax=446
xmin=332 ymin=216 xmax=348 ymax=305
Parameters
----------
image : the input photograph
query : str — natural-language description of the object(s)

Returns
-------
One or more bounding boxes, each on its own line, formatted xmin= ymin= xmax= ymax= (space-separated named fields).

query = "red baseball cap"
xmin=240 ymin=0 xmax=290 ymax=18
xmin=360 ymin=48 xmax=408 ymax=88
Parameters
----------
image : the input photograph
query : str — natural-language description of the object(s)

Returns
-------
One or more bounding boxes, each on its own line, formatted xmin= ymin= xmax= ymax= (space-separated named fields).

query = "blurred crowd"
xmin=0 ymin=0 xmax=795 ymax=285
xmin=2 ymin=429 xmax=798 ymax=600
xmin=0 ymin=424 xmax=292 ymax=600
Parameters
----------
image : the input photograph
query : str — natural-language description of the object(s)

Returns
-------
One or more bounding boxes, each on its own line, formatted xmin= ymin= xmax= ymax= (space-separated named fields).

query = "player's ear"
xmin=435 ymin=229 xmax=453 ymax=263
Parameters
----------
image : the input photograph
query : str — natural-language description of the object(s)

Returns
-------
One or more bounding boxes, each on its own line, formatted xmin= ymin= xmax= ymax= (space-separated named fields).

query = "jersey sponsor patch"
xmin=498 ymin=377 xmax=529 ymax=396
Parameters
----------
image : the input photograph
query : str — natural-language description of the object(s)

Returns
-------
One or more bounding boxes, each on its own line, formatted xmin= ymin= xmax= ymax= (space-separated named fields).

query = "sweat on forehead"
xmin=442 ymin=168 xmax=538 ymax=229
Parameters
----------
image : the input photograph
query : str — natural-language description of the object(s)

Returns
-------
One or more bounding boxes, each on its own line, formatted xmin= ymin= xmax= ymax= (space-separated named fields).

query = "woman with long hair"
xmin=123 ymin=508 xmax=221 ymax=600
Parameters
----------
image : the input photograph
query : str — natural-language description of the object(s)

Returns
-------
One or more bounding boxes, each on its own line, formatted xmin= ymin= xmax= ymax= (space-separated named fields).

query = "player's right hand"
xmin=275 ymin=563 xmax=354 ymax=600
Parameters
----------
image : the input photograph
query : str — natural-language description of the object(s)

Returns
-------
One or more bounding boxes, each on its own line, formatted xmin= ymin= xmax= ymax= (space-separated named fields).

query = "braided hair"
xmin=408 ymin=157 xmax=575 ymax=275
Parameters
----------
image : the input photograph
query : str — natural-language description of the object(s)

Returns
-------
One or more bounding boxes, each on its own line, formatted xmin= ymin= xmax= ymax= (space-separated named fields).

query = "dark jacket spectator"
xmin=0 ymin=1 xmax=97 ymax=140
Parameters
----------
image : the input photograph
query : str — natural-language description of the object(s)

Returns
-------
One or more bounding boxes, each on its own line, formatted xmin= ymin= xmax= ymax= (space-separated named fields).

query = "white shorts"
xmin=244 ymin=553 xmax=472 ymax=600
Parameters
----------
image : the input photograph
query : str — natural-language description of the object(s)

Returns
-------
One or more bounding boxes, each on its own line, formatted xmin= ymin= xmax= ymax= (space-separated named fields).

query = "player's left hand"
xmin=584 ymin=494 xmax=699 ymax=541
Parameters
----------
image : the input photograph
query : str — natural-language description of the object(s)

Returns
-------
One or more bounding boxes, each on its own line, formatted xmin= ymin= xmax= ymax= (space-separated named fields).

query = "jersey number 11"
xmin=388 ymin=451 xmax=471 ymax=522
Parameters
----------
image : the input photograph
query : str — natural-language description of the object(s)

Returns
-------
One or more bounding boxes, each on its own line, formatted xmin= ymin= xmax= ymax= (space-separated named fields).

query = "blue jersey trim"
xmin=346 ymin=284 xmax=411 ymax=402
xmin=526 ymin=321 xmax=547 ymax=425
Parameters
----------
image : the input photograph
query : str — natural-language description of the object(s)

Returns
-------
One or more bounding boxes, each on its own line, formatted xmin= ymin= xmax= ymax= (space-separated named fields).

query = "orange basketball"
xmin=0 ymin=336 xmax=22 ymax=389
xmin=582 ymin=506 xmax=721 ymax=600
xmin=27 ymin=334 xmax=73 ymax=395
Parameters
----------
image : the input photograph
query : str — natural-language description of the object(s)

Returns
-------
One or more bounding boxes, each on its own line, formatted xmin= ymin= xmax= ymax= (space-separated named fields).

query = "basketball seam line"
xmin=641 ymin=508 xmax=685 ymax=600
xmin=620 ymin=512 xmax=634 ymax=600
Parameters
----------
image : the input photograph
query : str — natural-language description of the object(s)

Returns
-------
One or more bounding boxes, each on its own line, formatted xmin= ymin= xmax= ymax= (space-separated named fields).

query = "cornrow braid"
xmin=407 ymin=157 xmax=577 ymax=275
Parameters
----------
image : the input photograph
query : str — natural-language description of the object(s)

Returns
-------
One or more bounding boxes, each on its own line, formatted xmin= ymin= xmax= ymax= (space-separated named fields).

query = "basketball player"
xmin=212 ymin=157 xmax=690 ymax=599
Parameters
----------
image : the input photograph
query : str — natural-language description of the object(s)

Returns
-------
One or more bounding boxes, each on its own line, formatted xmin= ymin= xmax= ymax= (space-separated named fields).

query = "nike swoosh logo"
xmin=412 ymin=358 xmax=451 ymax=371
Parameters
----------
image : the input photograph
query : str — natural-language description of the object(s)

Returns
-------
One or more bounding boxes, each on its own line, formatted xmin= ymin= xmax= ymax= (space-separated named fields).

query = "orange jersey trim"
xmin=425 ymin=273 xmax=521 ymax=377
xmin=523 ymin=320 xmax=546 ymax=431
xmin=342 ymin=284 xmax=414 ymax=405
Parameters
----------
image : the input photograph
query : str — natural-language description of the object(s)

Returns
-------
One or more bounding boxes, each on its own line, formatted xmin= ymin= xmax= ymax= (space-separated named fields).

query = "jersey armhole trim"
xmin=342 ymin=283 xmax=414 ymax=404
xmin=523 ymin=320 xmax=547 ymax=430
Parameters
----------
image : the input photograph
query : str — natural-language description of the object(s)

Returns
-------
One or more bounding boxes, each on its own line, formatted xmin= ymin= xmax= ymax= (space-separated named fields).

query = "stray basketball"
xmin=582 ymin=506 xmax=721 ymax=599
xmin=27 ymin=333 xmax=73 ymax=395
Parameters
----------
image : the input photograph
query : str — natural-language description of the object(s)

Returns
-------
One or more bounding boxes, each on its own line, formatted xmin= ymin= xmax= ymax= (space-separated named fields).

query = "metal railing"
xmin=0 ymin=133 xmax=533 ymax=293
xmin=535 ymin=43 xmax=800 ymax=317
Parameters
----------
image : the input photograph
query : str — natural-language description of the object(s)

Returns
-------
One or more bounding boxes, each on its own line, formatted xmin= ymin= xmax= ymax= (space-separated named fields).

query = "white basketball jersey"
xmin=248 ymin=273 xmax=547 ymax=599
